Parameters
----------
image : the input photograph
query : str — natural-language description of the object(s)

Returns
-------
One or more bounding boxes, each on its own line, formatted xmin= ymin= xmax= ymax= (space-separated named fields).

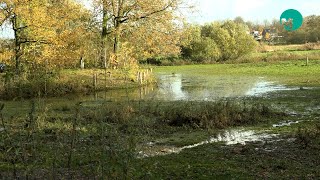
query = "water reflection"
xmin=246 ymin=80 xmax=297 ymax=96
xmin=157 ymin=74 xmax=187 ymax=100
xmin=1 ymin=73 xmax=298 ymax=117
xmin=153 ymin=74 xmax=295 ymax=101
xmin=137 ymin=129 xmax=278 ymax=158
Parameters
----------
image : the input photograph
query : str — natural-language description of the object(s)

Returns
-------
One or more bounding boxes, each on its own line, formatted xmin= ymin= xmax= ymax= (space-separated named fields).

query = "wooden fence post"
xmin=80 ymin=58 xmax=84 ymax=69
xmin=142 ymin=72 xmax=146 ymax=83
xmin=93 ymin=73 xmax=97 ymax=90
xmin=139 ymin=72 xmax=143 ymax=84
xmin=136 ymin=72 xmax=139 ymax=83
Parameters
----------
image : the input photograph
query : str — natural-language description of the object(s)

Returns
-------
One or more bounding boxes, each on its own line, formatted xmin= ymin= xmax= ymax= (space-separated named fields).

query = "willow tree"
xmin=94 ymin=0 xmax=183 ymax=68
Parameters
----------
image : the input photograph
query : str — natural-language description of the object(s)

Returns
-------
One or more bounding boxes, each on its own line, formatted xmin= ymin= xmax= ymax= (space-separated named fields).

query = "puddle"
xmin=154 ymin=74 xmax=302 ymax=101
xmin=272 ymin=120 xmax=301 ymax=127
xmin=137 ymin=129 xmax=278 ymax=158
xmin=245 ymin=81 xmax=297 ymax=96
xmin=306 ymin=106 xmax=320 ymax=113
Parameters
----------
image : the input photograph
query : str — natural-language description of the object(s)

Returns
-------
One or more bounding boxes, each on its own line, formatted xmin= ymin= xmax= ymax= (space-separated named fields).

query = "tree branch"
xmin=18 ymin=39 xmax=49 ymax=45
xmin=119 ymin=2 xmax=174 ymax=24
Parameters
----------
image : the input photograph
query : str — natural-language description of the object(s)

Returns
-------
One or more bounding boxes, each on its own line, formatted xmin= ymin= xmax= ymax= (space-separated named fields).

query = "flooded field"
xmin=1 ymin=72 xmax=305 ymax=118
xmin=138 ymin=128 xmax=279 ymax=158
xmin=1 ymin=64 xmax=319 ymax=179
xmin=155 ymin=74 xmax=300 ymax=100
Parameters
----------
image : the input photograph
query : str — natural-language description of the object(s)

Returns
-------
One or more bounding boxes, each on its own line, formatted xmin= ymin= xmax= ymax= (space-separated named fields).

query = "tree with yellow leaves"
xmin=94 ymin=0 xmax=184 ymax=68
xmin=0 ymin=0 xmax=92 ymax=72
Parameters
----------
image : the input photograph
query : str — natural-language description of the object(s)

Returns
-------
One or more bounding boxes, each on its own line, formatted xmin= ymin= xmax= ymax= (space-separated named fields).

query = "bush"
xmin=181 ymin=21 xmax=257 ymax=62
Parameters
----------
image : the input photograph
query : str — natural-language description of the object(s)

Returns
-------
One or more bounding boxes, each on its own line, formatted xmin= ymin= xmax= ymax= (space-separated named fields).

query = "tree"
xmin=234 ymin=16 xmax=245 ymax=24
xmin=94 ymin=0 xmax=183 ymax=68
xmin=1 ymin=0 xmax=38 ymax=72
xmin=181 ymin=24 xmax=220 ymax=62
xmin=0 ymin=0 xmax=93 ymax=72
xmin=181 ymin=21 xmax=256 ymax=62
xmin=305 ymin=15 xmax=320 ymax=42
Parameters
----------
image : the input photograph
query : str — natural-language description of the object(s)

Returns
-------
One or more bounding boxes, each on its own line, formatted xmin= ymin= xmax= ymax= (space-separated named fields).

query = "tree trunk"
xmin=11 ymin=15 xmax=21 ymax=74
xmin=112 ymin=21 xmax=121 ymax=68
xmin=101 ymin=5 xmax=108 ymax=69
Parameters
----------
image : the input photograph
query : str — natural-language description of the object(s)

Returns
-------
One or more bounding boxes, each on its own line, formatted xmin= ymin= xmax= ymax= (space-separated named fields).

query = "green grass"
xmin=154 ymin=60 xmax=320 ymax=86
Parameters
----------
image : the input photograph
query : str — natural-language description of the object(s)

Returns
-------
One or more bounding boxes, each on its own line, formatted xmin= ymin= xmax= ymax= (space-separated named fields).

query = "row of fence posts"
xmin=137 ymin=68 xmax=152 ymax=85
xmin=92 ymin=68 xmax=153 ymax=90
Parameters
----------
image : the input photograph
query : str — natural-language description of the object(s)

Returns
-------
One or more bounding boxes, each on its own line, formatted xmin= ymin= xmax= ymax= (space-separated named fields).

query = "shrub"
xmin=181 ymin=21 xmax=257 ymax=62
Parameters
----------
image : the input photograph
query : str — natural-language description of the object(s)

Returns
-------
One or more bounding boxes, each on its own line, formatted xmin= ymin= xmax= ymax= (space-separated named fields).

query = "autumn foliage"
xmin=0 ymin=0 xmax=186 ymax=71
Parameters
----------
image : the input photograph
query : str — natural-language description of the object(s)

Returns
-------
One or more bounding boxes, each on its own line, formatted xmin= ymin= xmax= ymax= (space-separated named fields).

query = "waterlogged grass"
xmin=134 ymin=96 xmax=320 ymax=179
xmin=0 ymin=88 xmax=319 ymax=178
xmin=0 ymin=100 xmax=286 ymax=178
xmin=1 ymin=59 xmax=320 ymax=178
xmin=155 ymin=60 xmax=320 ymax=86
xmin=135 ymin=135 xmax=320 ymax=179
xmin=130 ymin=86 xmax=320 ymax=179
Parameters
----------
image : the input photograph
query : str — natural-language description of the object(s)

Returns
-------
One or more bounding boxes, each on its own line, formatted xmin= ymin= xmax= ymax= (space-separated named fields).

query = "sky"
xmin=1 ymin=0 xmax=320 ymax=38
xmin=188 ymin=0 xmax=320 ymax=24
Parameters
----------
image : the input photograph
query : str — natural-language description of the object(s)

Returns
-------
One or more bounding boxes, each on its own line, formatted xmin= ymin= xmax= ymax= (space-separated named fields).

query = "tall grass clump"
xmin=140 ymin=101 xmax=284 ymax=129
xmin=295 ymin=123 xmax=320 ymax=148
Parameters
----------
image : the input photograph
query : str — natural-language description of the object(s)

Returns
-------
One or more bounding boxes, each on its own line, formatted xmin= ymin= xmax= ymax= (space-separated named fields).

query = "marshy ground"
xmin=0 ymin=60 xmax=320 ymax=179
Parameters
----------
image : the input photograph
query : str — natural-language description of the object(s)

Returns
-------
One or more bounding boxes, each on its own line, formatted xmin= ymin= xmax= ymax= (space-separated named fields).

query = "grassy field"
xmin=155 ymin=60 xmax=320 ymax=86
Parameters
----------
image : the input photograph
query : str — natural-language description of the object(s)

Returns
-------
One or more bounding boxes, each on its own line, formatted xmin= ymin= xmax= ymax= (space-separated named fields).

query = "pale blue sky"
xmin=188 ymin=0 xmax=320 ymax=24
xmin=1 ymin=0 xmax=320 ymax=38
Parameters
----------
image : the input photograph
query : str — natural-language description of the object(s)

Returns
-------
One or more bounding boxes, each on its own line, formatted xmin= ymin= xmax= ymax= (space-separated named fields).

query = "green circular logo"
xmin=280 ymin=9 xmax=303 ymax=31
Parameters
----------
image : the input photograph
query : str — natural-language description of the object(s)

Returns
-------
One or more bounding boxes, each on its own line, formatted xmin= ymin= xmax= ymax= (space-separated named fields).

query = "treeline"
xmin=0 ymin=0 xmax=183 ymax=72
xmin=144 ymin=15 xmax=320 ymax=65
xmin=235 ymin=15 xmax=320 ymax=44
xmin=281 ymin=15 xmax=320 ymax=44
xmin=1 ymin=1 xmax=320 ymax=71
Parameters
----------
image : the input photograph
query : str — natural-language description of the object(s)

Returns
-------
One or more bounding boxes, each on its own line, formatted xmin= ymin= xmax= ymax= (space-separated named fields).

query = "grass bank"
xmin=0 ymin=68 xmax=155 ymax=100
